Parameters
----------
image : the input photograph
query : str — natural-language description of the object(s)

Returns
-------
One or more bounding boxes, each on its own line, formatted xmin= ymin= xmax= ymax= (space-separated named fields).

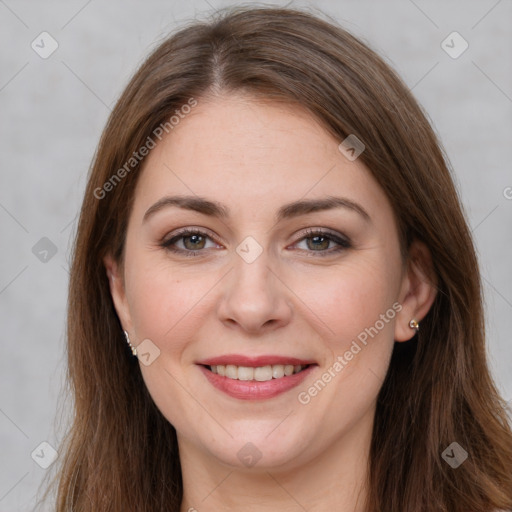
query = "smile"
xmin=208 ymin=364 xmax=309 ymax=381
xmin=196 ymin=355 xmax=318 ymax=400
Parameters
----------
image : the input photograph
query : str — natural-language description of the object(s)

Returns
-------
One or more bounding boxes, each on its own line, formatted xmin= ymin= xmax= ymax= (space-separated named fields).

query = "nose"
xmin=216 ymin=250 xmax=293 ymax=334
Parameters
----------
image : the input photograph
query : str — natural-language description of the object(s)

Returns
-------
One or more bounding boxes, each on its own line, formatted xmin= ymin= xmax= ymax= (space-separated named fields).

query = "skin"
xmin=104 ymin=93 xmax=437 ymax=512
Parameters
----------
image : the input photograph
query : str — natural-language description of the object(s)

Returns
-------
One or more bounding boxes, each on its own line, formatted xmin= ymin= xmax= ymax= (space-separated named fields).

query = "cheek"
xmin=124 ymin=252 xmax=220 ymax=354
xmin=129 ymin=267 xmax=203 ymax=343
xmin=298 ymin=258 xmax=399 ymax=348
xmin=292 ymin=259 xmax=400 ymax=423
xmin=123 ymin=256 xmax=218 ymax=429
xmin=292 ymin=260 xmax=401 ymax=415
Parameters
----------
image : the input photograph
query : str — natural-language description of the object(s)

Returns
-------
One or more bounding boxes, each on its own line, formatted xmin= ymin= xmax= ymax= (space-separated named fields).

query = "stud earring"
xmin=409 ymin=319 xmax=420 ymax=332
xmin=123 ymin=330 xmax=137 ymax=356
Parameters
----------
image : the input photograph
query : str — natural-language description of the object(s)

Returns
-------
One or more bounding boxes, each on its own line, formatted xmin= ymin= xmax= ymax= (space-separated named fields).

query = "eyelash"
xmin=160 ymin=227 xmax=351 ymax=258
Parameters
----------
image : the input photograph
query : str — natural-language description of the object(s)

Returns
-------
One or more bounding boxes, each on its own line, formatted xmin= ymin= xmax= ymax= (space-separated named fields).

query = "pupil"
xmin=184 ymin=234 xmax=205 ymax=250
xmin=308 ymin=235 xmax=328 ymax=250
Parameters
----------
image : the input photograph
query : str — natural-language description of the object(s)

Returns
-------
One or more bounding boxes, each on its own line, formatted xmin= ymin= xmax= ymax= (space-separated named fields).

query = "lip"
xmin=198 ymin=363 xmax=317 ymax=400
xmin=196 ymin=354 xmax=317 ymax=367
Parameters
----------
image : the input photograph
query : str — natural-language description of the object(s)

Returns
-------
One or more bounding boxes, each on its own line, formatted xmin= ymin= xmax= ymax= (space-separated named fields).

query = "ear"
xmin=394 ymin=240 xmax=438 ymax=342
xmin=103 ymin=253 xmax=133 ymax=333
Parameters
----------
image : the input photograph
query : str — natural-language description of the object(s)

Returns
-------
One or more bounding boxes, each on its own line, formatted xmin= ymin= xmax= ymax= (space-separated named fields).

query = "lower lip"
xmin=198 ymin=364 xmax=316 ymax=400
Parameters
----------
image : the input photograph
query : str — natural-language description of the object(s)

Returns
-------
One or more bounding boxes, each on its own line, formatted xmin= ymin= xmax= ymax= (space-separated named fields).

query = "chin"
xmin=193 ymin=419 xmax=316 ymax=471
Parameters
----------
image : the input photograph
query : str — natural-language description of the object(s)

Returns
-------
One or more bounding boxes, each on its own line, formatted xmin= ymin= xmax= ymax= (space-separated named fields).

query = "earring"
xmin=409 ymin=319 xmax=420 ymax=332
xmin=123 ymin=330 xmax=137 ymax=356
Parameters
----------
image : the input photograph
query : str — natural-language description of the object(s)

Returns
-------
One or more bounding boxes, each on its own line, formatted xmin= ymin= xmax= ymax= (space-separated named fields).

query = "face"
xmin=105 ymin=93 xmax=432 ymax=472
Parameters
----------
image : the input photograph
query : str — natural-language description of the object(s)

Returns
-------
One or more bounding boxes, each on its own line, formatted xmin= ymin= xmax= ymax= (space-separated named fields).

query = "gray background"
xmin=0 ymin=0 xmax=511 ymax=510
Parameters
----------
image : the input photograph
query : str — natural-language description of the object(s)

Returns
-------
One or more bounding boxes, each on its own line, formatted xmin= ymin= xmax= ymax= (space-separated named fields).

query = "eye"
xmin=292 ymin=228 xmax=351 ymax=256
xmin=161 ymin=228 xmax=221 ymax=256
xmin=160 ymin=227 xmax=351 ymax=258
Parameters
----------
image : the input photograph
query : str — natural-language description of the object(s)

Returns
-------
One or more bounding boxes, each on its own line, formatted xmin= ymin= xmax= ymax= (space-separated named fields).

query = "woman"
xmin=40 ymin=6 xmax=512 ymax=511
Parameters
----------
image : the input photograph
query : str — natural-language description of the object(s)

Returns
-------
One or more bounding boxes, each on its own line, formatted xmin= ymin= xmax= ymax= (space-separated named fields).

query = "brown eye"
xmin=182 ymin=234 xmax=206 ymax=250
xmin=305 ymin=235 xmax=331 ymax=251
xmin=161 ymin=228 xmax=221 ymax=257
xmin=293 ymin=229 xmax=351 ymax=256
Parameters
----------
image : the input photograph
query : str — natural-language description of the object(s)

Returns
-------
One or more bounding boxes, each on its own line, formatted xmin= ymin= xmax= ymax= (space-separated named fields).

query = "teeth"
xmin=238 ymin=366 xmax=254 ymax=381
xmin=254 ymin=366 xmax=272 ymax=381
xmin=209 ymin=363 xmax=307 ymax=381
xmin=225 ymin=365 xmax=238 ymax=379
xmin=272 ymin=365 xmax=285 ymax=379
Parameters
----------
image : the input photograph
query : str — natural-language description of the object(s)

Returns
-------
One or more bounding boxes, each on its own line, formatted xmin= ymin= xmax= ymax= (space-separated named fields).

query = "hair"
xmin=37 ymin=5 xmax=512 ymax=512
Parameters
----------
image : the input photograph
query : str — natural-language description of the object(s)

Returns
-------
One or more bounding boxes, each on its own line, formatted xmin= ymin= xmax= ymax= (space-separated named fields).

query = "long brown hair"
xmin=38 ymin=6 xmax=512 ymax=511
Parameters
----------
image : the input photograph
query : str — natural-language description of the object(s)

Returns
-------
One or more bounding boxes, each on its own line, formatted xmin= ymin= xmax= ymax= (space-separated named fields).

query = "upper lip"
xmin=197 ymin=354 xmax=317 ymax=367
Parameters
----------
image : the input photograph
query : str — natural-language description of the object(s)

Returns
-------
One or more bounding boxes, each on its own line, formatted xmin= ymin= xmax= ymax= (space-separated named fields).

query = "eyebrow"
xmin=142 ymin=195 xmax=371 ymax=224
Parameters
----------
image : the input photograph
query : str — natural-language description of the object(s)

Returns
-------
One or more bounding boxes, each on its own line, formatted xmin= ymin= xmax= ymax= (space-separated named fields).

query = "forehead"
xmin=131 ymin=94 xmax=390 ymax=223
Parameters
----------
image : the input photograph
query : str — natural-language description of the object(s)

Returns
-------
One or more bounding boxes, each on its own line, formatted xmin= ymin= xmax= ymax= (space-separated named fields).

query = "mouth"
xmin=196 ymin=355 xmax=318 ymax=400
xmin=203 ymin=363 xmax=312 ymax=381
